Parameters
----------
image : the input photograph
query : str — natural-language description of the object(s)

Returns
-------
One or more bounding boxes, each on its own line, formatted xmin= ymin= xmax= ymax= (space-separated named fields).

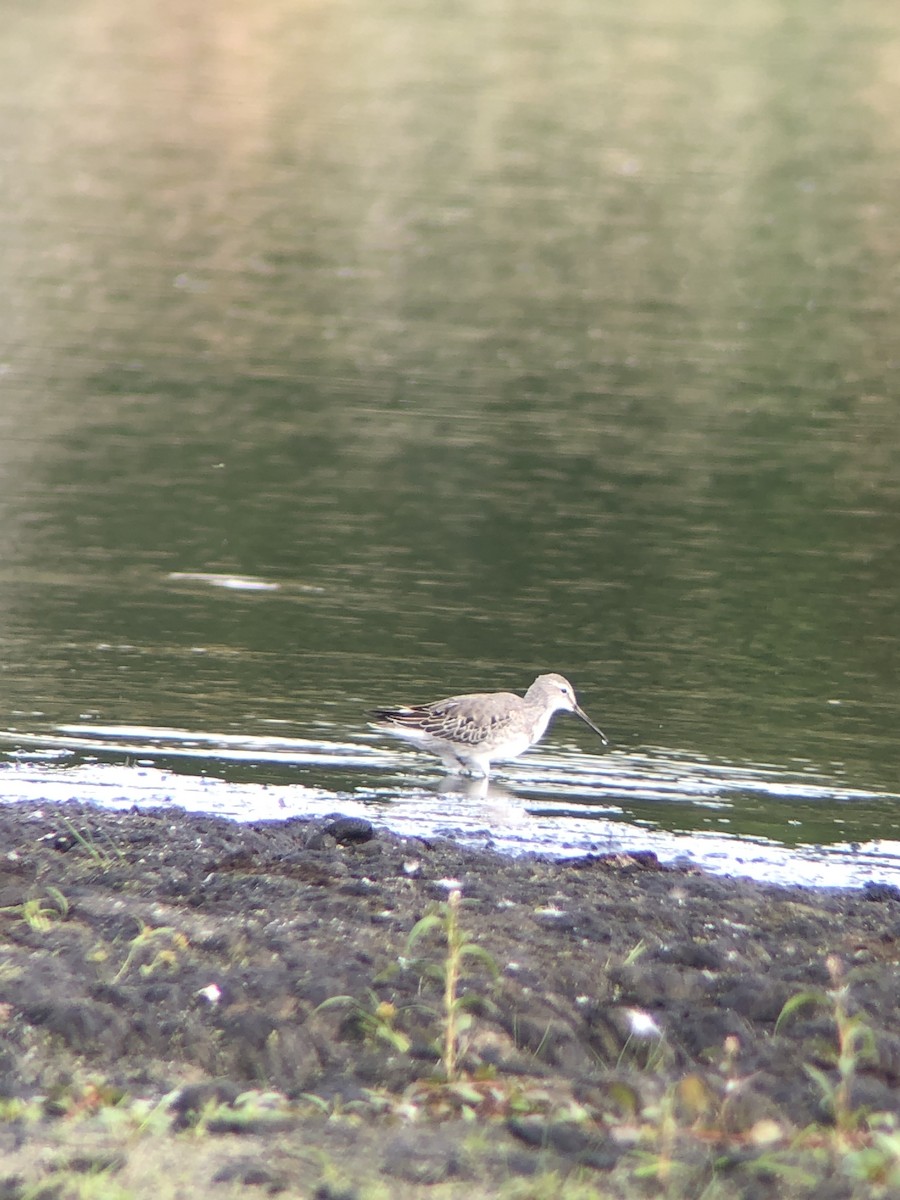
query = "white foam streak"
xmin=1 ymin=724 xmax=899 ymax=889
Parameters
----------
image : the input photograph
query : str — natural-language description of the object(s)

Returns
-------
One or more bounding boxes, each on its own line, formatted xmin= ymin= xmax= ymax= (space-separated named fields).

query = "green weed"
xmin=406 ymin=887 xmax=499 ymax=1081
xmin=0 ymin=887 xmax=69 ymax=932
xmin=315 ymin=989 xmax=412 ymax=1054
xmin=112 ymin=923 xmax=188 ymax=983
xmin=776 ymin=954 xmax=875 ymax=1138
xmin=60 ymin=818 xmax=125 ymax=869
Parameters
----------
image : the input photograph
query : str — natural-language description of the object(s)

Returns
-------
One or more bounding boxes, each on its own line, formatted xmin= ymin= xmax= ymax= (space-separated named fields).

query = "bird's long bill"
xmin=575 ymin=705 xmax=608 ymax=745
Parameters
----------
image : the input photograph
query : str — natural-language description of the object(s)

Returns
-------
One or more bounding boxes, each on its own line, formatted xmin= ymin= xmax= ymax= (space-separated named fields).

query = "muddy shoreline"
xmin=1 ymin=800 xmax=899 ymax=1198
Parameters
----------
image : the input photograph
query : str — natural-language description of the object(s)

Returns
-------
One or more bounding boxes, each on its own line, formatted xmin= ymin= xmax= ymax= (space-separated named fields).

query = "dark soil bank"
xmin=1 ymin=801 xmax=900 ymax=1199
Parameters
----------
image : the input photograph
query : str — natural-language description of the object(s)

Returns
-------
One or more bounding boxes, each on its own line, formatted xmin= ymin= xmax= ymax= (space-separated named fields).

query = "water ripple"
xmin=1 ymin=723 xmax=898 ymax=890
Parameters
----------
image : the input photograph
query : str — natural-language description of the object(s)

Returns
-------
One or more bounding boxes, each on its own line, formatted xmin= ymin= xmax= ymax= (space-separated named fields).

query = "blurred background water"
xmin=2 ymin=0 xmax=900 ymax=886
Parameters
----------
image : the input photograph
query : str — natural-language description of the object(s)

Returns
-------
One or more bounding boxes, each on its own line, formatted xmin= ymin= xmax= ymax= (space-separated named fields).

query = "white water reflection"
xmin=1 ymin=722 xmax=899 ymax=890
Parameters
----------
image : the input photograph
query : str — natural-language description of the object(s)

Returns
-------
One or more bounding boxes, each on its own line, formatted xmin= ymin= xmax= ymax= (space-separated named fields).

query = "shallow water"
xmin=2 ymin=0 xmax=900 ymax=887
xmin=3 ymin=720 xmax=899 ymax=889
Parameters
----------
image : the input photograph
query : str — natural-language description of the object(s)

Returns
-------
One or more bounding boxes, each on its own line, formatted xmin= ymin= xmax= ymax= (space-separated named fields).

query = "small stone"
xmin=324 ymin=817 xmax=374 ymax=844
xmin=863 ymin=882 xmax=900 ymax=903
xmin=212 ymin=1157 xmax=286 ymax=1192
xmin=169 ymin=1079 xmax=242 ymax=1129
xmin=382 ymin=1129 xmax=472 ymax=1184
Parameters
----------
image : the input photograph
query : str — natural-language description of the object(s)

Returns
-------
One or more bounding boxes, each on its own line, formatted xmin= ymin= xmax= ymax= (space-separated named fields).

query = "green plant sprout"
xmin=0 ymin=887 xmax=69 ymax=932
xmin=776 ymin=954 xmax=875 ymax=1139
xmin=112 ymin=924 xmax=188 ymax=984
xmin=406 ymin=887 xmax=499 ymax=1081
xmin=314 ymin=990 xmax=412 ymax=1054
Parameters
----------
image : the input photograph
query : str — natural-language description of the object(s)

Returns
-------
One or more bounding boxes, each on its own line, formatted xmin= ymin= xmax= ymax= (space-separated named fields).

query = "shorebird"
xmin=371 ymin=673 xmax=607 ymax=777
